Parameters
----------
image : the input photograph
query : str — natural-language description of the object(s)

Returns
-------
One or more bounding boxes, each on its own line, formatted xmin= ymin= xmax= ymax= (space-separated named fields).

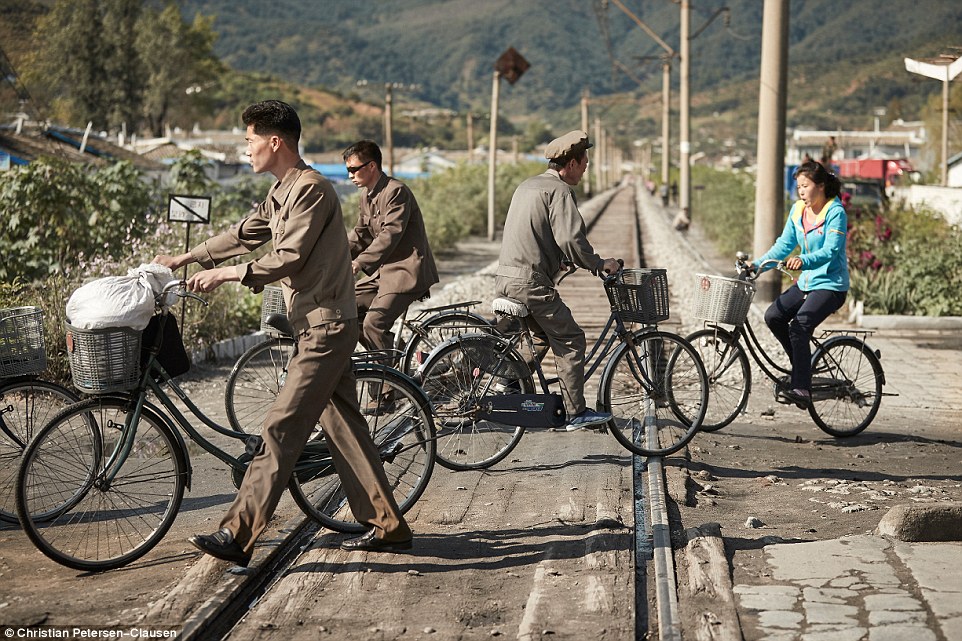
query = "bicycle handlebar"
xmin=157 ymin=280 xmax=208 ymax=309
xmin=734 ymin=252 xmax=794 ymax=283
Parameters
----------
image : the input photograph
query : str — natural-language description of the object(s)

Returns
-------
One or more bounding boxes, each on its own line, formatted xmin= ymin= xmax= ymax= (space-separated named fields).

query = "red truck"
xmin=835 ymin=157 xmax=915 ymax=189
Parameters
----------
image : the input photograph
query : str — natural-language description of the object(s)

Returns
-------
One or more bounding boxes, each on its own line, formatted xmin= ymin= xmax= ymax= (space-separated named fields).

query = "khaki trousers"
xmin=495 ymin=277 xmax=588 ymax=415
xmin=221 ymin=320 xmax=410 ymax=555
xmin=355 ymin=279 xmax=422 ymax=353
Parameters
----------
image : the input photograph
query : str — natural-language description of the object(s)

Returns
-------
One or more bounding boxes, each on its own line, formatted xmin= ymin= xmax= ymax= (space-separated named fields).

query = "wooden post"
xmin=487 ymin=71 xmax=501 ymax=241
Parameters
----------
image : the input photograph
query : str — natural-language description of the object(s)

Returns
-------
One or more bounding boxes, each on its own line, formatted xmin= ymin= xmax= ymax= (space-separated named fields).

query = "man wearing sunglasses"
xmin=343 ymin=140 xmax=438 ymax=411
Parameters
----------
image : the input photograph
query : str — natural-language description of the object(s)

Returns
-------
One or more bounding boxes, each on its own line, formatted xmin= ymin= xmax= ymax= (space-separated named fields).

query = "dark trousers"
xmin=355 ymin=279 xmax=422 ymax=355
xmin=764 ymin=285 xmax=847 ymax=391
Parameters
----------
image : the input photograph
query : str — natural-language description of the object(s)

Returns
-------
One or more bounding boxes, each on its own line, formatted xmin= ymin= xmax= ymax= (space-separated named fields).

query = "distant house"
xmin=948 ymin=151 xmax=962 ymax=188
xmin=0 ymin=122 xmax=163 ymax=175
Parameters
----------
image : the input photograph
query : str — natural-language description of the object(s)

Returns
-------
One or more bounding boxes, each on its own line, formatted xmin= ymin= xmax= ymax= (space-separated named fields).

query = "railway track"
xmin=169 ymin=182 xmax=680 ymax=640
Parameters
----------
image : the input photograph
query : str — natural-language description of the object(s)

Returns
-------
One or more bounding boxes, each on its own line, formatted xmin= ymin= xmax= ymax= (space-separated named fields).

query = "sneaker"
xmin=565 ymin=409 xmax=612 ymax=431
xmin=776 ymin=388 xmax=811 ymax=409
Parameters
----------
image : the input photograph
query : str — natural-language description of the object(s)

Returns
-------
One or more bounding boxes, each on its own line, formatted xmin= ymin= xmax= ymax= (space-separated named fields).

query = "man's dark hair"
xmin=242 ymin=100 xmax=301 ymax=149
xmin=342 ymin=140 xmax=383 ymax=170
xmin=548 ymin=149 xmax=587 ymax=172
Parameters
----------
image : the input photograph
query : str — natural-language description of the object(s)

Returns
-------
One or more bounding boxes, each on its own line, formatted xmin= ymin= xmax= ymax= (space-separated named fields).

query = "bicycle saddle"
xmin=264 ymin=313 xmax=294 ymax=336
xmin=492 ymin=297 xmax=529 ymax=318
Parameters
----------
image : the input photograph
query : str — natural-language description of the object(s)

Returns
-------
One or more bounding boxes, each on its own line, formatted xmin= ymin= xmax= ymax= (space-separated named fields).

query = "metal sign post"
xmin=167 ymin=194 xmax=211 ymax=327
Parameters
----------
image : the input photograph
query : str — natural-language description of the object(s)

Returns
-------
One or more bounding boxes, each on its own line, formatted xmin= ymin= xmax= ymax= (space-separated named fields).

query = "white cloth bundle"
xmin=66 ymin=263 xmax=176 ymax=330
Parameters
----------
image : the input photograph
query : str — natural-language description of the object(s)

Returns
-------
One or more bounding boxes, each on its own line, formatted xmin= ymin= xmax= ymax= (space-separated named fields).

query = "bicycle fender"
xmin=812 ymin=335 xmax=886 ymax=386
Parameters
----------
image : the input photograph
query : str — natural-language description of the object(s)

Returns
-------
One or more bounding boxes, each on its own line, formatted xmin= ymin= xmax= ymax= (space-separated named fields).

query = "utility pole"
xmin=679 ymin=0 xmax=691 ymax=221
xmin=593 ymin=118 xmax=603 ymax=192
xmin=487 ymin=47 xmax=529 ymax=240
xmin=384 ymin=83 xmax=394 ymax=175
xmin=467 ymin=113 xmax=474 ymax=162
xmin=752 ymin=0 xmax=789 ymax=304
xmin=581 ymin=90 xmax=592 ymax=197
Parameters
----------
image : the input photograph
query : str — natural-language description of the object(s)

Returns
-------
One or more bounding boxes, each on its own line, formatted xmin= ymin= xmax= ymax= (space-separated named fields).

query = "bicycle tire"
xmin=400 ymin=310 xmax=493 ymax=376
xmin=808 ymin=337 xmax=883 ymax=438
xmin=288 ymin=364 xmax=436 ymax=532
xmin=16 ymin=396 xmax=187 ymax=571
xmin=418 ymin=334 xmax=531 ymax=471
xmin=225 ymin=337 xmax=297 ymax=433
xmin=600 ymin=329 xmax=708 ymax=457
xmin=685 ymin=328 xmax=752 ymax=431
xmin=1 ymin=379 xmax=79 ymax=523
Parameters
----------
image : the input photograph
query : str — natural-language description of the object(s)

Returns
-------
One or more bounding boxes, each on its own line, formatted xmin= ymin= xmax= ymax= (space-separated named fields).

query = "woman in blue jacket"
xmin=753 ymin=161 xmax=849 ymax=407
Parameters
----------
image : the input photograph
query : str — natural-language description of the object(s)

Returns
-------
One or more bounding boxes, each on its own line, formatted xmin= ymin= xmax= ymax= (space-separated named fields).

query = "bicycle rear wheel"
xmin=400 ymin=310 xmax=493 ymax=376
xmin=686 ymin=328 xmax=752 ymax=431
xmin=289 ymin=365 xmax=435 ymax=533
xmin=600 ymin=330 xmax=708 ymax=457
xmin=1 ymin=379 xmax=79 ymax=523
xmin=16 ymin=396 xmax=187 ymax=571
xmin=418 ymin=334 xmax=531 ymax=470
xmin=808 ymin=337 xmax=883 ymax=437
xmin=225 ymin=337 xmax=296 ymax=433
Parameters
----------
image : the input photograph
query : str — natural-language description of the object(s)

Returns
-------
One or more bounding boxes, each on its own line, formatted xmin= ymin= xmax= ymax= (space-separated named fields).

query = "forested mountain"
xmin=181 ymin=0 xmax=960 ymax=133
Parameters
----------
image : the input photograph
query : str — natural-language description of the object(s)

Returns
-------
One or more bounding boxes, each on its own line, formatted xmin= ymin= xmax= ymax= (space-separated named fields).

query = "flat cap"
xmin=544 ymin=130 xmax=592 ymax=161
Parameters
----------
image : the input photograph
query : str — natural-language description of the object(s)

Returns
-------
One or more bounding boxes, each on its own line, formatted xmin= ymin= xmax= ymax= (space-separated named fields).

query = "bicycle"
xmin=686 ymin=252 xmax=887 ymax=437
xmin=1 ymin=306 xmax=80 ymax=524
xmin=225 ymin=286 xmax=491 ymax=434
xmin=416 ymin=266 xmax=710 ymax=469
xmin=15 ymin=281 xmax=436 ymax=572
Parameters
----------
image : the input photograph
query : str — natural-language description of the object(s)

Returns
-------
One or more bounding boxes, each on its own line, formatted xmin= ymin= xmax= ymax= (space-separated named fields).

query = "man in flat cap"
xmin=494 ymin=130 xmax=621 ymax=431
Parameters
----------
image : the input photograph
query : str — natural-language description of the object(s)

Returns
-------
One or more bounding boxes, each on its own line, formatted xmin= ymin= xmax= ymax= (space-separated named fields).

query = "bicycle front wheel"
xmin=400 ymin=310 xmax=493 ymax=376
xmin=686 ymin=328 xmax=752 ymax=431
xmin=418 ymin=335 xmax=530 ymax=470
xmin=16 ymin=396 xmax=187 ymax=572
xmin=1 ymin=379 xmax=79 ymax=523
xmin=289 ymin=365 xmax=436 ymax=533
xmin=225 ymin=337 xmax=296 ymax=433
xmin=601 ymin=330 xmax=708 ymax=457
xmin=808 ymin=337 xmax=883 ymax=437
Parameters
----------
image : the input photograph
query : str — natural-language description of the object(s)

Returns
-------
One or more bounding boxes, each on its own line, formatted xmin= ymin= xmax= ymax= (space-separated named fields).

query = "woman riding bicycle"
xmin=751 ymin=160 xmax=849 ymax=408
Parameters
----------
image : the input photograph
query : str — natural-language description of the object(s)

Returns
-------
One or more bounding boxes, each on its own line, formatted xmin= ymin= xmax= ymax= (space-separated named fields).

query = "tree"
xmin=136 ymin=2 xmax=222 ymax=137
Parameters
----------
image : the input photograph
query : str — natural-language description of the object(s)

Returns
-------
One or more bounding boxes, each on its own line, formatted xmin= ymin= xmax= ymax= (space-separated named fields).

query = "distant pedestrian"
xmin=154 ymin=101 xmax=412 ymax=566
xmin=659 ymin=183 xmax=669 ymax=206
xmin=670 ymin=181 xmax=678 ymax=205
xmin=820 ymin=136 xmax=837 ymax=167
xmin=750 ymin=160 xmax=848 ymax=409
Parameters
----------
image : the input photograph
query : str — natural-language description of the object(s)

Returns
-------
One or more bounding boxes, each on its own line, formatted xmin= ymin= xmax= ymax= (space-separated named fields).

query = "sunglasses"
xmin=346 ymin=160 xmax=372 ymax=175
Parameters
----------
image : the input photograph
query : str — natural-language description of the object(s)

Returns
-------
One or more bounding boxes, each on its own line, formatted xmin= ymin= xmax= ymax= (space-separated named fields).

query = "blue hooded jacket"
xmin=756 ymin=197 xmax=849 ymax=292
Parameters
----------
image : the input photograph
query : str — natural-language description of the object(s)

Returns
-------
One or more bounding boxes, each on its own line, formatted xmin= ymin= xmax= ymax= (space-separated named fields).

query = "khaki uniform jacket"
xmin=190 ymin=160 xmax=356 ymax=333
xmin=497 ymin=169 xmax=603 ymax=287
xmin=348 ymin=173 xmax=439 ymax=296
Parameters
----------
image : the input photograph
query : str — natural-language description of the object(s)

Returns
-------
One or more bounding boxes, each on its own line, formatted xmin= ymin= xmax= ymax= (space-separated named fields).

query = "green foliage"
xmin=0 ymin=157 xmax=269 ymax=374
xmin=688 ymin=165 xmax=756 ymax=256
xmin=410 ymin=161 xmax=545 ymax=251
xmin=846 ymin=205 xmax=962 ymax=316
xmin=0 ymin=157 xmax=155 ymax=280
xmin=23 ymin=0 xmax=221 ymax=135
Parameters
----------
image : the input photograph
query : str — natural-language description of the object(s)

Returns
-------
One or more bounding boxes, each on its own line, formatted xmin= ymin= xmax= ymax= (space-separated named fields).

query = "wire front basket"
xmin=604 ymin=268 xmax=670 ymax=325
xmin=66 ymin=323 xmax=142 ymax=394
xmin=0 ymin=307 xmax=47 ymax=377
xmin=691 ymin=274 xmax=755 ymax=326
xmin=260 ymin=286 xmax=288 ymax=334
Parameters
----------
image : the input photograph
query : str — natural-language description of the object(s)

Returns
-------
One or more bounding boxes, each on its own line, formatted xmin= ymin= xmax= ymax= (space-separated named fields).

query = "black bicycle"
xmin=16 ymin=281 xmax=435 ymax=571
xmin=686 ymin=252 xmax=887 ymax=437
xmin=417 ymin=266 xmax=710 ymax=469
xmin=1 ymin=306 xmax=80 ymax=524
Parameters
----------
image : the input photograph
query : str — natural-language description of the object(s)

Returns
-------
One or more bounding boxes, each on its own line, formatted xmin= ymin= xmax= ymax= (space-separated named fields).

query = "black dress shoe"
xmin=341 ymin=528 xmax=412 ymax=552
xmin=188 ymin=527 xmax=251 ymax=566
